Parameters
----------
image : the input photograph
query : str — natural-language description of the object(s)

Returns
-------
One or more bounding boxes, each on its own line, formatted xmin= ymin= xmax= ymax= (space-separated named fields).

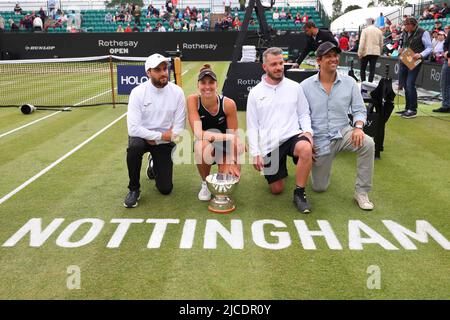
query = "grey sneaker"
xmin=354 ymin=192 xmax=374 ymax=211
xmin=401 ymin=110 xmax=417 ymax=119
xmin=293 ymin=190 xmax=311 ymax=214
xmin=146 ymin=154 xmax=155 ymax=180
xmin=124 ymin=190 xmax=141 ymax=208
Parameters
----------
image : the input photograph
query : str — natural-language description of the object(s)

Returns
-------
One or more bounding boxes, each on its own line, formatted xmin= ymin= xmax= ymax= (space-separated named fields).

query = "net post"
xmin=109 ymin=55 xmax=116 ymax=109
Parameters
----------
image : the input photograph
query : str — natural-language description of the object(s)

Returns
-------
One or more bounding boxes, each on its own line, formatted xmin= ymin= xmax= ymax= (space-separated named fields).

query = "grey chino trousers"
xmin=311 ymin=126 xmax=375 ymax=194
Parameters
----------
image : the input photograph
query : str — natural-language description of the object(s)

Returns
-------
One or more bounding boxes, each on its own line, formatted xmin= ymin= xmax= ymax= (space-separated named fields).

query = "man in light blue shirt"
xmin=300 ymin=42 xmax=375 ymax=210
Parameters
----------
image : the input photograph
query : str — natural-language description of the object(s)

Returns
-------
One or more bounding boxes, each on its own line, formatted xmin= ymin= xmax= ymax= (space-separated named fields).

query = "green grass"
xmin=0 ymin=62 xmax=449 ymax=299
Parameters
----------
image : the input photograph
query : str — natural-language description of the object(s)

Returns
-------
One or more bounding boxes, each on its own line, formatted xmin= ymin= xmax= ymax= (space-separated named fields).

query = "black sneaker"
xmin=146 ymin=154 xmax=155 ymax=180
xmin=293 ymin=190 xmax=311 ymax=214
xmin=432 ymin=107 xmax=450 ymax=113
xmin=395 ymin=109 xmax=407 ymax=115
xmin=124 ymin=190 xmax=140 ymax=208
xmin=401 ymin=110 xmax=417 ymax=119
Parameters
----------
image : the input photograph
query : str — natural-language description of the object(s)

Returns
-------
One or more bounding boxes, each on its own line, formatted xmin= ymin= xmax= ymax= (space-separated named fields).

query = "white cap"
xmin=145 ymin=53 xmax=170 ymax=71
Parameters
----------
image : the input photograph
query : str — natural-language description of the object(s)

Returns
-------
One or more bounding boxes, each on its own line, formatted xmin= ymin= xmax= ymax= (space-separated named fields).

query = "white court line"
xmin=0 ymin=88 xmax=114 ymax=139
xmin=0 ymin=68 xmax=191 ymax=202
xmin=0 ymin=111 xmax=63 ymax=139
xmin=0 ymin=112 xmax=127 ymax=205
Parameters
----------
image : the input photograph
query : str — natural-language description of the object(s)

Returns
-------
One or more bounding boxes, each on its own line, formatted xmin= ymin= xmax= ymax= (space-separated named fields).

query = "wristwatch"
xmin=355 ymin=123 xmax=364 ymax=129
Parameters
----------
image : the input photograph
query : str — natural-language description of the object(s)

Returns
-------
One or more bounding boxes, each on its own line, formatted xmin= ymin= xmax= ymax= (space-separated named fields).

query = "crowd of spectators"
xmin=108 ymin=1 xmax=213 ymax=32
xmin=335 ymin=7 xmax=450 ymax=65
xmin=1 ymin=2 xmax=83 ymax=32
xmin=419 ymin=2 xmax=449 ymax=20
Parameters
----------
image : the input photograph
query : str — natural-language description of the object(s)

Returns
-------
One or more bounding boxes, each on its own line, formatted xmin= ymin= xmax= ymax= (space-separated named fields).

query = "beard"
xmin=151 ymin=76 xmax=168 ymax=88
xmin=267 ymin=70 xmax=284 ymax=82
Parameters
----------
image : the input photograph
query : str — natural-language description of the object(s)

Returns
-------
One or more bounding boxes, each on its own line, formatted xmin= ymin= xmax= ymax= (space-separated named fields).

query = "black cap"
xmin=315 ymin=41 xmax=342 ymax=57
xmin=198 ymin=69 xmax=217 ymax=81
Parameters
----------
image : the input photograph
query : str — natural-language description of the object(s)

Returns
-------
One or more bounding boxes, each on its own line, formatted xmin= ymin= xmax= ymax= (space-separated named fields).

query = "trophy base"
xmin=208 ymin=196 xmax=235 ymax=214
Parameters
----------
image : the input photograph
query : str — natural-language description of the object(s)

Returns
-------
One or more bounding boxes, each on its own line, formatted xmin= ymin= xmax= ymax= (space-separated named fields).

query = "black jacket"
xmin=296 ymin=29 xmax=338 ymax=64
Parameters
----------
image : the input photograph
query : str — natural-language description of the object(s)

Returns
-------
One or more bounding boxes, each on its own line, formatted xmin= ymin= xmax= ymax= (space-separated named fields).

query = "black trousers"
xmin=360 ymin=55 xmax=379 ymax=82
xmin=126 ymin=136 xmax=175 ymax=194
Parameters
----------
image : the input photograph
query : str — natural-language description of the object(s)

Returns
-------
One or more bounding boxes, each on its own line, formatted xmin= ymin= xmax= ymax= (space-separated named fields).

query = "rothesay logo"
xmin=98 ymin=40 xmax=139 ymax=54
xmin=182 ymin=43 xmax=218 ymax=50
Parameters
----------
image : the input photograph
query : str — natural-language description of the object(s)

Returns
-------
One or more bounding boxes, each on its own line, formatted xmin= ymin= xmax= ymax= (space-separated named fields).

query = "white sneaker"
xmin=198 ymin=181 xmax=211 ymax=201
xmin=354 ymin=192 xmax=374 ymax=211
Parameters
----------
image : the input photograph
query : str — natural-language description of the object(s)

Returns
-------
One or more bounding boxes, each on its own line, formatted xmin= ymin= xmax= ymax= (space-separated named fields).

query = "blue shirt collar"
xmin=313 ymin=71 xmax=342 ymax=84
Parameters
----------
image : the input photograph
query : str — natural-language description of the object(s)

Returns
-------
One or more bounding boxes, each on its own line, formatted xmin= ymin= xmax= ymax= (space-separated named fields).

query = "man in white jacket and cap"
xmin=124 ymin=53 xmax=186 ymax=208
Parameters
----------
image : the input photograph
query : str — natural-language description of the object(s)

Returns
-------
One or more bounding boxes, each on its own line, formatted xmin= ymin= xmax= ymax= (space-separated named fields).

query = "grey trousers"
xmin=312 ymin=127 xmax=375 ymax=194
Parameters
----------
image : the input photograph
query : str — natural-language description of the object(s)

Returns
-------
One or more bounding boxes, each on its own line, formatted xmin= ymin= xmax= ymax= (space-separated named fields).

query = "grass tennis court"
xmin=0 ymin=61 xmax=449 ymax=299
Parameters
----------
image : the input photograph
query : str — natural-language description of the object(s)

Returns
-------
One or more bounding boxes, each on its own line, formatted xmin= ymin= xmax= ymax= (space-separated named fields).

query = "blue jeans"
xmin=399 ymin=62 xmax=422 ymax=112
xmin=441 ymin=62 xmax=450 ymax=109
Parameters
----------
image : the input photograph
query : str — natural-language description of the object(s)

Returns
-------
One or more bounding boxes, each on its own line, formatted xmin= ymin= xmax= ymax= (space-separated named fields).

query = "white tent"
xmin=330 ymin=6 xmax=401 ymax=33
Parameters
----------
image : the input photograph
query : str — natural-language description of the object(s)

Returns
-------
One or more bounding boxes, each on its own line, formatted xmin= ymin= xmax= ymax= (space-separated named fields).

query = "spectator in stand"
xmin=232 ymin=15 xmax=242 ymax=30
xmin=9 ymin=19 xmax=19 ymax=31
xmin=173 ymin=18 xmax=181 ymax=31
xmin=434 ymin=20 xmax=443 ymax=32
xmin=420 ymin=8 xmax=433 ymax=20
xmin=33 ymin=14 xmax=43 ymax=31
xmin=172 ymin=0 xmax=178 ymax=9
xmin=203 ymin=17 xmax=210 ymax=30
xmin=196 ymin=18 xmax=203 ymax=30
xmin=286 ymin=10 xmax=293 ymax=20
xmin=214 ymin=18 xmax=222 ymax=31
xmin=222 ymin=16 xmax=231 ymax=31
xmin=133 ymin=5 xmax=141 ymax=26
xmin=349 ymin=32 xmax=357 ymax=51
xmin=124 ymin=24 xmax=132 ymax=32
xmin=301 ymin=12 xmax=309 ymax=24
xmin=14 ymin=3 xmax=23 ymax=15
xmin=384 ymin=30 xmax=400 ymax=56
xmin=440 ymin=3 xmax=449 ymax=18
xmin=191 ymin=6 xmax=198 ymax=19
xmin=333 ymin=32 xmax=339 ymax=44
xmin=158 ymin=22 xmax=167 ymax=32
xmin=38 ymin=7 xmax=47 ymax=24
xmin=224 ymin=0 xmax=232 ymax=14
xmin=294 ymin=13 xmax=301 ymax=24
xmin=358 ymin=18 xmax=383 ymax=82
xmin=279 ymin=8 xmax=287 ymax=20
xmin=339 ymin=32 xmax=350 ymax=51
xmin=132 ymin=23 xmax=140 ymax=32
xmin=433 ymin=25 xmax=450 ymax=113
xmin=445 ymin=25 xmax=450 ymax=35
xmin=273 ymin=8 xmax=279 ymax=20
xmin=116 ymin=24 xmax=124 ymax=32
xmin=184 ymin=6 xmax=191 ymax=19
xmin=144 ymin=22 xmax=152 ymax=32
xmin=0 ymin=15 xmax=4 ymax=32
xmin=189 ymin=18 xmax=196 ymax=31
xmin=48 ymin=0 xmax=56 ymax=15
xmin=431 ymin=30 xmax=439 ymax=47
xmin=166 ymin=0 xmax=174 ymax=14
xmin=146 ymin=5 xmax=153 ymax=18
xmin=375 ymin=12 xmax=385 ymax=28
xmin=197 ymin=10 xmax=203 ymax=22
xmin=105 ymin=12 xmax=113 ymax=23
xmin=431 ymin=31 xmax=446 ymax=63
xmin=239 ymin=0 xmax=245 ymax=11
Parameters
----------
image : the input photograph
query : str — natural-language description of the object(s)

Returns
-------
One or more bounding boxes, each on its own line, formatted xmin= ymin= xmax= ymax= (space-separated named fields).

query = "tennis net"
xmin=0 ymin=55 xmax=157 ymax=109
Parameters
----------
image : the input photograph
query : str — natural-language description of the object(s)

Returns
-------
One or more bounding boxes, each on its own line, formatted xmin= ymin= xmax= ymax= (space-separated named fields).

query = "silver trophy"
xmin=205 ymin=173 xmax=239 ymax=214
